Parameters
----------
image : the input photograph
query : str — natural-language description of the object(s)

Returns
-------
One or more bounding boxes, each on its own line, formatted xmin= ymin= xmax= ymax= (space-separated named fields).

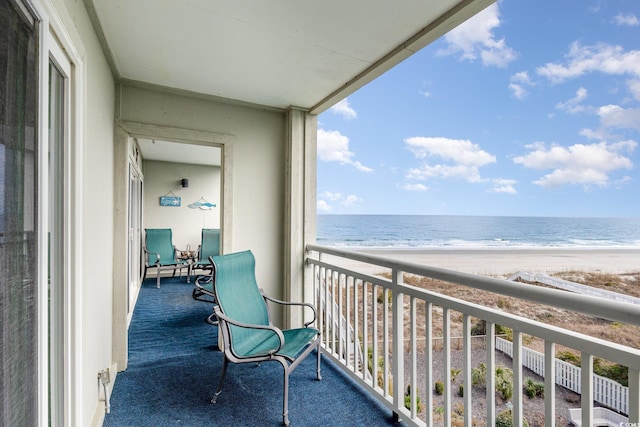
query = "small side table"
xmin=177 ymin=247 xmax=197 ymax=283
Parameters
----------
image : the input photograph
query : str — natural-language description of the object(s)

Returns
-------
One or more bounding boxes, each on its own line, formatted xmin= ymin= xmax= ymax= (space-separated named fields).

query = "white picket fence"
xmin=495 ymin=337 xmax=629 ymax=414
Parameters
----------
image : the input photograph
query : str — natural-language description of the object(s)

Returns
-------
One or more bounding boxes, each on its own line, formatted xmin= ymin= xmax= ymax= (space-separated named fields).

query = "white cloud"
xmin=438 ymin=3 xmax=517 ymax=68
xmin=556 ymin=87 xmax=589 ymax=114
xmin=488 ymin=178 xmax=518 ymax=194
xmin=406 ymin=164 xmax=485 ymax=182
xmin=513 ymin=141 xmax=636 ymax=188
xmin=537 ymin=42 xmax=640 ymax=83
xmin=343 ymin=195 xmax=361 ymax=206
xmin=509 ymin=71 xmax=535 ymax=99
xmin=613 ymin=13 xmax=639 ymax=26
xmin=317 ymin=200 xmax=332 ymax=212
xmin=317 ymin=129 xmax=373 ymax=172
xmin=317 ymin=191 xmax=362 ymax=211
xmin=628 ymin=79 xmax=640 ymax=101
xmin=330 ymin=98 xmax=358 ymax=119
xmin=597 ymin=104 xmax=640 ymax=131
xmin=319 ymin=191 xmax=343 ymax=201
xmin=404 ymin=136 xmax=496 ymax=183
xmin=405 ymin=137 xmax=496 ymax=166
xmin=401 ymin=183 xmax=428 ymax=192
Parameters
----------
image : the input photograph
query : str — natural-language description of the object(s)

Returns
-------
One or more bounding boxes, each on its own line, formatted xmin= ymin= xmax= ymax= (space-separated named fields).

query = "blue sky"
xmin=317 ymin=0 xmax=640 ymax=217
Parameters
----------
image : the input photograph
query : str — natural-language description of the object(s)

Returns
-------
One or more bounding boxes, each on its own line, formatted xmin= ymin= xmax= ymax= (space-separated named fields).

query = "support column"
xmin=283 ymin=107 xmax=317 ymax=328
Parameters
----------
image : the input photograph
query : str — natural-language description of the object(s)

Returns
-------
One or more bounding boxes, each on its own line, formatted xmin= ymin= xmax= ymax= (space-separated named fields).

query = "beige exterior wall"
xmin=50 ymin=0 xmax=117 ymax=425
xmin=117 ymin=84 xmax=287 ymax=306
xmin=142 ymin=160 xmax=222 ymax=250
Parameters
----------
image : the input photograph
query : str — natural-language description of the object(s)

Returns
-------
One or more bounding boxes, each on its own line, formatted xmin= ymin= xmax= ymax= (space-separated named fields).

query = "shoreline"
xmin=321 ymin=247 xmax=640 ymax=276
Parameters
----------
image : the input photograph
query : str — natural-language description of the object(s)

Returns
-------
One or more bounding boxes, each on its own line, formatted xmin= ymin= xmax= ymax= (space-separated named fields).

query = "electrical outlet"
xmin=98 ymin=369 xmax=111 ymax=384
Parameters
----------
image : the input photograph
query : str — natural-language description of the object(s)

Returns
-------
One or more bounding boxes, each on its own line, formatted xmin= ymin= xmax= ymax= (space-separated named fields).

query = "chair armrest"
xmin=143 ymin=248 xmax=160 ymax=264
xmin=261 ymin=293 xmax=317 ymax=328
xmin=213 ymin=305 xmax=285 ymax=355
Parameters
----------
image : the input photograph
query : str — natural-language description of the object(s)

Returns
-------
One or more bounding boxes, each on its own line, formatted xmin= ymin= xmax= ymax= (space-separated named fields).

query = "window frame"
xmin=24 ymin=0 xmax=84 ymax=424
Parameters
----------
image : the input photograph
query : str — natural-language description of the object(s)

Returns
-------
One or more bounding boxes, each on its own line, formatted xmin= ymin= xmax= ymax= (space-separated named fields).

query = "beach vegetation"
xmin=404 ymin=384 xmax=422 ymax=412
xmin=556 ymin=351 xmax=628 ymax=385
xmin=523 ymin=378 xmax=544 ymax=398
xmin=470 ymin=319 xmax=485 ymax=335
xmin=495 ymin=366 xmax=514 ymax=400
xmin=367 ymin=347 xmax=388 ymax=390
xmin=453 ymin=402 xmax=464 ymax=415
xmin=556 ymin=350 xmax=580 ymax=366
xmin=496 ymin=297 xmax=516 ymax=310
xmin=471 ymin=363 xmax=487 ymax=386
xmin=594 ymin=358 xmax=628 ymax=386
xmin=434 ymin=380 xmax=444 ymax=395
xmin=450 ymin=368 xmax=461 ymax=383
xmin=376 ymin=289 xmax=392 ymax=304
xmin=470 ymin=320 xmax=512 ymax=340
xmin=496 ymin=409 xmax=529 ymax=427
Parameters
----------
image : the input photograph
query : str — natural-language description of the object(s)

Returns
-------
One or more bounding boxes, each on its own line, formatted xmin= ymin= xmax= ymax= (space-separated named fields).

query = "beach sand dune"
xmin=321 ymin=248 xmax=640 ymax=277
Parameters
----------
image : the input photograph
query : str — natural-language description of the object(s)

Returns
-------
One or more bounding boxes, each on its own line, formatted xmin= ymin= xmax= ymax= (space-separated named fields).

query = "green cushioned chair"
xmin=142 ymin=228 xmax=187 ymax=288
xmin=189 ymin=228 xmax=220 ymax=286
xmin=208 ymin=250 xmax=321 ymax=426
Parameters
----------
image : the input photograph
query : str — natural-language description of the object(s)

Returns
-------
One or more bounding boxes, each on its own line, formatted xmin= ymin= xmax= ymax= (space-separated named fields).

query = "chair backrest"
xmin=145 ymin=228 xmax=176 ymax=264
xmin=212 ymin=251 xmax=271 ymax=346
xmin=198 ymin=228 xmax=220 ymax=262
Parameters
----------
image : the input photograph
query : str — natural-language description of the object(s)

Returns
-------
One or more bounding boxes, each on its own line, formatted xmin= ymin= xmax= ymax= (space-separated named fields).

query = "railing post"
xmin=443 ymin=307 xmax=451 ymax=426
xmin=410 ymin=297 xmax=417 ymax=419
xmin=486 ymin=322 xmax=496 ymax=426
xmin=629 ymin=367 xmax=640 ymax=424
xmin=392 ymin=268 xmax=404 ymax=420
xmin=425 ymin=302 xmax=433 ymax=427
xmin=544 ymin=341 xmax=555 ymax=427
xmin=463 ymin=314 xmax=472 ymax=426
xmin=581 ymin=353 xmax=594 ymax=427
xmin=513 ymin=331 xmax=523 ymax=427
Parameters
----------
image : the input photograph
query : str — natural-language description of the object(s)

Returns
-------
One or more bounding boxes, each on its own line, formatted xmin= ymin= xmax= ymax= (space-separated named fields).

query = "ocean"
xmin=316 ymin=215 xmax=640 ymax=249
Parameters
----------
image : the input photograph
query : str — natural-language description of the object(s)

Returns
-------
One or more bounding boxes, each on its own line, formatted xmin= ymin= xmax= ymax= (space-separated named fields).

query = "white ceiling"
xmin=136 ymin=138 xmax=221 ymax=166
xmin=88 ymin=0 xmax=493 ymax=112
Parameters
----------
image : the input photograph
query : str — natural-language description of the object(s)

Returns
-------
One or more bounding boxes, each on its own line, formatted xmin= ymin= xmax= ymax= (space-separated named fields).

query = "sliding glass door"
xmin=0 ymin=0 xmax=38 ymax=424
xmin=48 ymin=50 xmax=70 ymax=426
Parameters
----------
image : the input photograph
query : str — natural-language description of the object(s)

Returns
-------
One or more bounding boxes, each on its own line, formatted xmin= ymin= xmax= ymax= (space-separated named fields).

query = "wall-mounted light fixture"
xmin=181 ymin=178 xmax=189 ymax=188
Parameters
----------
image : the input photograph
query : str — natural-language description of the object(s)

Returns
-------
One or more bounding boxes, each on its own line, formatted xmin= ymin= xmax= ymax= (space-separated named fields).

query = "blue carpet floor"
xmin=103 ymin=277 xmax=403 ymax=427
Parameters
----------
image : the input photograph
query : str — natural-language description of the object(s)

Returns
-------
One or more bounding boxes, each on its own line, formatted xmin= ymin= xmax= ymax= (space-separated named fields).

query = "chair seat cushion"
xmin=280 ymin=328 xmax=319 ymax=359
xmin=233 ymin=327 xmax=319 ymax=360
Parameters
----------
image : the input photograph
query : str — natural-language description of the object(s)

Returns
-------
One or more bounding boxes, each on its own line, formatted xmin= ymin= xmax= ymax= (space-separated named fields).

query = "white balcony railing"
xmin=305 ymin=244 xmax=640 ymax=427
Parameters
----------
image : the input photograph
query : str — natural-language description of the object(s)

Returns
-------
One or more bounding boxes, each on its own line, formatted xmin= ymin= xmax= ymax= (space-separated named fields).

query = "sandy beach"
xmin=321 ymin=248 xmax=640 ymax=277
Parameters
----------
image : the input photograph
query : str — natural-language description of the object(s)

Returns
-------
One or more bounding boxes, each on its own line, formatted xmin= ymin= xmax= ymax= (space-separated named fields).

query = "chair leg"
xmin=156 ymin=266 xmax=161 ymax=288
xmin=316 ymin=346 xmax=322 ymax=381
xmin=282 ymin=366 xmax=290 ymax=426
xmin=211 ymin=357 xmax=229 ymax=403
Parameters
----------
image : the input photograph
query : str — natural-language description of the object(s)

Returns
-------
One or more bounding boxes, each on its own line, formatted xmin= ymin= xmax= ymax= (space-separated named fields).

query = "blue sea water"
xmin=316 ymin=215 xmax=640 ymax=249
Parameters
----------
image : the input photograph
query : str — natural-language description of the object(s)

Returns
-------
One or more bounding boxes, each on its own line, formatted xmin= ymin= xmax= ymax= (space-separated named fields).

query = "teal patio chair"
xmin=142 ymin=228 xmax=187 ymax=288
xmin=208 ymin=250 xmax=321 ymax=426
xmin=189 ymin=228 xmax=220 ymax=285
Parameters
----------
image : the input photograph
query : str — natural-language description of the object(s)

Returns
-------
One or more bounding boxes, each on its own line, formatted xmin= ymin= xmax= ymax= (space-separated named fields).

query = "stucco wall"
xmin=51 ymin=0 xmax=116 ymax=425
xmin=143 ymin=159 xmax=221 ymax=250
xmin=118 ymin=84 xmax=287 ymax=309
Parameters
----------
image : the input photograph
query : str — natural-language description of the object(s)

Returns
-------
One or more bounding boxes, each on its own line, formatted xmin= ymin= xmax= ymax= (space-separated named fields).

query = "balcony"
xmin=103 ymin=247 xmax=639 ymax=426
xmin=306 ymin=245 xmax=640 ymax=427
